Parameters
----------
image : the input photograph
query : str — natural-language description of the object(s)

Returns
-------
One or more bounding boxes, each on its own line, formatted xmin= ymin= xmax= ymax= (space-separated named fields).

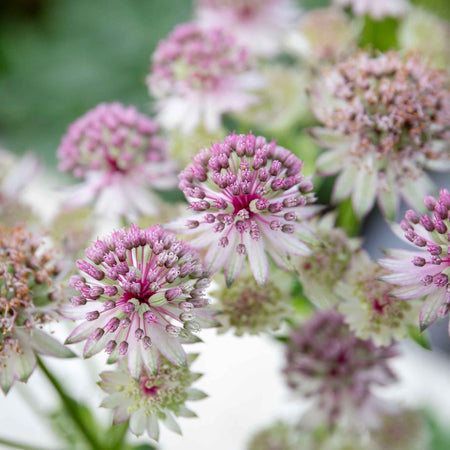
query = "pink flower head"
xmin=173 ymin=133 xmax=320 ymax=286
xmin=379 ymin=189 xmax=450 ymax=333
xmin=284 ymin=310 xmax=397 ymax=429
xmin=310 ymin=52 xmax=450 ymax=219
xmin=147 ymin=22 xmax=263 ymax=133
xmin=333 ymin=0 xmax=409 ymax=19
xmin=196 ymin=0 xmax=299 ymax=57
xmin=57 ymin=102 xmax=176 ymax=219
xmin=63 ymin=225 xmax=217 ymax=379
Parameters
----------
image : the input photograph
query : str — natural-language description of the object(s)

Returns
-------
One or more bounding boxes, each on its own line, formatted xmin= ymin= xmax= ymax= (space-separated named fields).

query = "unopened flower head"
xmin=63 ymin=225 xmax=217 ymax=378
xmin=286 ymin=7 xmax=359 ymax=63
xmin=148 ymin=23 xmax=263 ymax=133
xmin=284 ymin=311 xmax=397 ymax=429
xmin=99 ymin=354 xmax=206 ymax=441
xmin=196 ymin=0 xmax=299 ymax=57
xmin=175 ymin=133 xmax=320 ymax=286
xmin=0 ymin=226 xmax=74 ymax=394
xmin=399 ymin=8 xmax=450 ymax=70
xmin=311 ymin=51 xmax=450 ymax=218
xmin=57 ymin=102 xmax=176 ymax=219
xmin=213 ymin=267 xmax=293 ymax=336
xmin=333 ymin=0 xmax=409 ymax=19
xmin=337 ymin=252 xmax=420 ymax=346
xmin=379 ymin=189 xmax=450 ymax=333
xmin=294 ymin=213 xmax=362 ymax=309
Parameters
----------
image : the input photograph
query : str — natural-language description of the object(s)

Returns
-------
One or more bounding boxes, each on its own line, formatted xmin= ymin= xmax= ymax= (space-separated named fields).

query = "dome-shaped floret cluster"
xmin=57 ymin=102 xmax=175 ymax=218
xmin=294 ymin=214 xmax=362 ymax=309
xmin=379 ymin=189 xmax=450 ymax=333
xmin=0 ymin=225 xmax=74 ymax=394
xmin=196 ymin=0 xmax=298 ymax=57
xmin=284 ymin=311 xmax=397 ymax=428
xmin=333 ymin=0 xmax=409 ymax=19
xmin=63 ymin=225 xmax=217 ymax=378
xmin=311 ymin=51 xmax=450 ymax=219
xmin=175 ymin=133 xmax=320 ymax=286
xmin=98 ymin=354 xmax=206 ymax=441
xmin=337 ymin=252 xmax=419 ymax=346
xmin=214 ymin=268 xmax=293 ymax=336
xmin=148 ymin=23 xmax=261 ymax=133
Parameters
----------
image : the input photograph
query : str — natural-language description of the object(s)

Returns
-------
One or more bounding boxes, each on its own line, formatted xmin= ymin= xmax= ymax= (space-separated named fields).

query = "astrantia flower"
xmin=99 ymin=354 xmax=206 ymax=441
xmin=337 ymin=252 xmax=420 ymax=346
xmin=333 ymin=0 xmax=409 ymax=19
xmin=57 ymin=102 xmax=176 ymax=220
xmin=147 ymin=23 xmax=263 ymax=134
xmin=284 ymin=311 xmax=397 ymax=430
xmin=173 ymin=133 xmax=320 ymax=286
xmin=0 ymin=226 xmax=74 ymax=394
xmin=379 ymin=189 xmax=450 ymax=333
xmin=195 ymin=0 xmax=299 ymax=57
xmin=310 ymin=51 xmax=450 ymax=219
xmin=294 ymin=213 xmax=362 ymax=309
xmin=399 ymin=8 xmax=450 ymax=70
xmin=213 ymin=267 xmax=293 ymax=336
xmin=63 ymin=225 xmax=217 ymax=378
xmin=0 ymin=150 xmax=40 ymax=226
xmin=286 ymin=7 xmax=359 ymax=64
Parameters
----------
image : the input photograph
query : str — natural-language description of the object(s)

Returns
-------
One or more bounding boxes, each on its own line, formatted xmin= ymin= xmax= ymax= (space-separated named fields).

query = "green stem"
xmin=0 ymin=437 xmax=48 ymax=450
xmin=37 ymin=357 xmax=102 ymax=450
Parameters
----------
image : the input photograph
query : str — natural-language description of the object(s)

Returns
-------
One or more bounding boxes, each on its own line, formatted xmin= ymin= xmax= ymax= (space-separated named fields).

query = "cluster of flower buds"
xmin=63 ymin=224 xmax=217 ymax=378
xmin=380 ymin=189 xmax=450 ymax=333
xmin=311 ymin=51 xmax=450 ymax=218
xmin=57 ymin=102 xmax=176 ymax=219
xmin=148 ymin=23 xmax=263 ymax=133
xmin=284 ymin=311 xmax=397 ymax=429
xmin=174 ymin=132 xmax=320 ymax=286
xmin=0 ymin=226 xmax=74 ymax=394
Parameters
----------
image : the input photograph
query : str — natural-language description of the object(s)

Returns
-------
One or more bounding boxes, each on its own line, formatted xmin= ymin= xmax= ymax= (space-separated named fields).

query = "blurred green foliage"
xmin=0 ymin=0 xmax=192 ymax=167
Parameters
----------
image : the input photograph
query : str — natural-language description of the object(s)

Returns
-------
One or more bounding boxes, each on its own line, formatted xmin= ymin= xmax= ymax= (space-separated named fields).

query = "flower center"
xmin=231 ymin=193 xmax=259 ymax=217
xmin=140 ymin=377 xmax=161 ymax=397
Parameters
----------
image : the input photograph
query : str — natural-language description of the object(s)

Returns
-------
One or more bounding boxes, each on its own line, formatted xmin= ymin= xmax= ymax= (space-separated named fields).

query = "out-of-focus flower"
xmin=99 ymin=353 xmax=206 ymax=441
xmin=337 ymin=251 xmax=420 ymax=346
xmin=0 ymin=150 xmax=40 ymax=226
xmin=399 ymin=8 xmax=450 ymax=70
xmin=379 ymin=189 xmax=450 ymax=333
xmin=247 ymin=421 xmax=304 ymax=450
xmin=237 ymin=65 xmax=311 ymax=133
xmin=284 ymin=310 xmax=397 ymax=430
xmin=63 ymin=225 xmax=218 ymax=378
xmin=310 ymin=51 xmax=450 ymax=219
xmin=0 ymin=225 xmax=74 ymax=394
xmin=371 ymin=409 xmax=430 ymax=450
xmin=213 ymin=267 xmax=293 ymax=336
xmin=173 ymin=133 xmax=320 ymax=286
xmin=168 ymin=126 xmax=226 ymax=169
xmin=286 ymin=7 xmax=359 ymax=64
xmin=294 ymin=213 xmax=362 ymax=309
xmin=195 ymin=0 xmax=299 ymax=57
xmin=333 ymin=0 xmax=409 ymax=19
xmin=147 ymin=23 xmax=264 ymax=134
xmin=57 ymin=102 xmax=176 ymax=220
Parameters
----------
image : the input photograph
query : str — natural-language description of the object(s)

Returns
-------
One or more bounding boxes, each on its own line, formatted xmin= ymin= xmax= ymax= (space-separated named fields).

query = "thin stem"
xmin=0 ymin=437 xmax=49 ymax=450
xmin=36 ymin=356 xmax=102 ymax=450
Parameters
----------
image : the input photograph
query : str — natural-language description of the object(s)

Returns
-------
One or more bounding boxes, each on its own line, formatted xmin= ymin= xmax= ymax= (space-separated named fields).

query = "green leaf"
xmin=408 ymin=326 xmax=431 ymax=351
